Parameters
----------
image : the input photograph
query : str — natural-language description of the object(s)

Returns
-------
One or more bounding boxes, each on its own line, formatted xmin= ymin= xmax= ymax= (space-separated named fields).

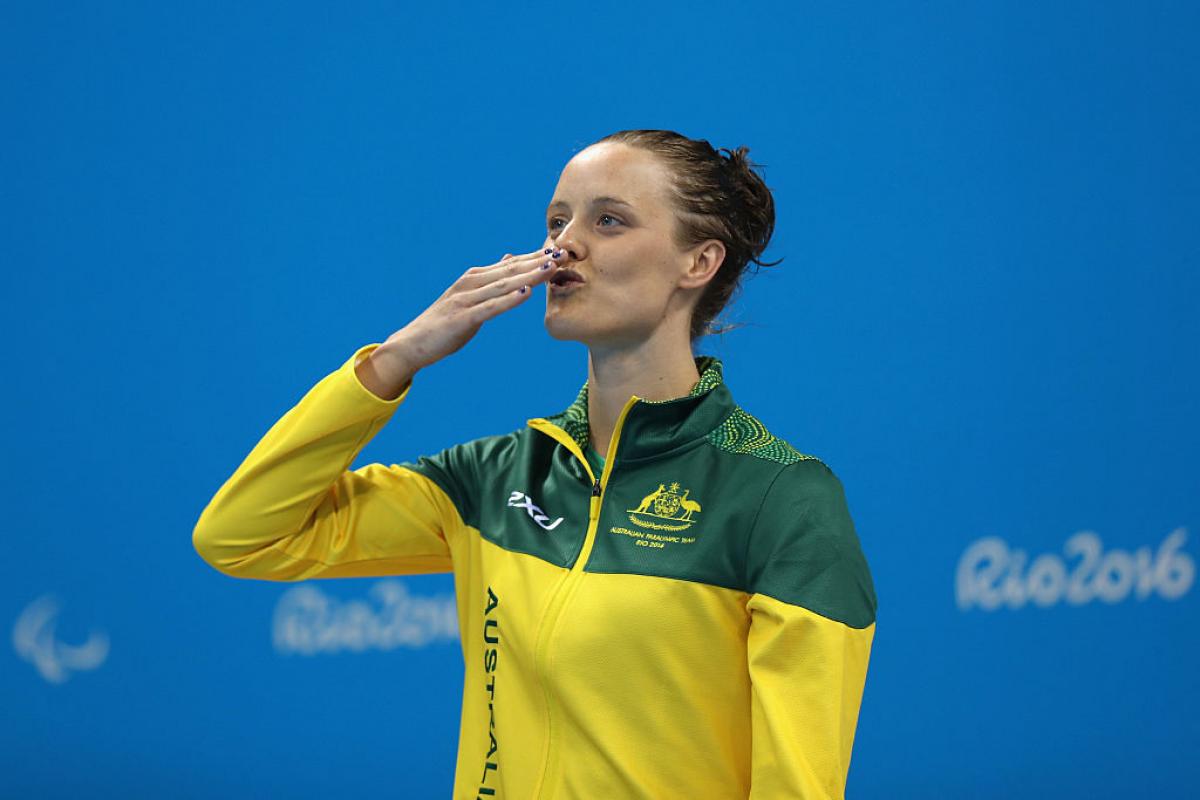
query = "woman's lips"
xmin=549 ymin=279 xmax=585 ymax=295
xmin=550 ymin=267 xmax=585 ymax=285
xmin=548 ymin=267 xmax=586 ymax=295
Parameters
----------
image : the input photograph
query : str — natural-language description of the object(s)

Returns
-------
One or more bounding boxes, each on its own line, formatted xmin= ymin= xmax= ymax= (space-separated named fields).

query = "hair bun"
xmin=717 ymin=145 xmax=751 ymax=174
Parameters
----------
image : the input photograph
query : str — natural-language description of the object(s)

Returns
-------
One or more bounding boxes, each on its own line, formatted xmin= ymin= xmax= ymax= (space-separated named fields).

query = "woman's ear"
xmin=681 ymin=239 xmax=726 ymax=290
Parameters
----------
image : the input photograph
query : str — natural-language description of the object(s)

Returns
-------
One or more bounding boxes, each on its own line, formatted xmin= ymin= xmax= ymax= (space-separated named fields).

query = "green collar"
xmin=534 ymin=354 xmax=736 ymax=462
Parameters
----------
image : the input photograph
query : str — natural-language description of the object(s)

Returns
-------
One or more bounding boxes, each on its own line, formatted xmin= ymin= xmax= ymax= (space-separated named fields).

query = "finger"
xmin=461 ymin=249 xmax=557 ymax=290
xmin=472 ymin=279 xmax=537 ymax=323
xmin=460 ymin=256 xmax=555 ymax=307
xmin=479 ymin=247 xmax=558 ymax=273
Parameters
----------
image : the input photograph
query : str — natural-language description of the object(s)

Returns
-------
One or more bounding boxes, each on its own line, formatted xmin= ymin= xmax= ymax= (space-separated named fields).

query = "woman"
xmin=193 ymin=129 xmax=877 ymax=799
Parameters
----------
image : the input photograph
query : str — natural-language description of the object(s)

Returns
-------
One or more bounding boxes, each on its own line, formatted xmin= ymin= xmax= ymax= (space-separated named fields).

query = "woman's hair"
xmin=590 ymin=129 xmax=782 ymax=343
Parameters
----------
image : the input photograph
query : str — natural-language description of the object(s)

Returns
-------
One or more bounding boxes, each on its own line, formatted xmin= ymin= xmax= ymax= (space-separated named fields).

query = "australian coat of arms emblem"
xmin=626 ymin=481 xmax=701 ymax=531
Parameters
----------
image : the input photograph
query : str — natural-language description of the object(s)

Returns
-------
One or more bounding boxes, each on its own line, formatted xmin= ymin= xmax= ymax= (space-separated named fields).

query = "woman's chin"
xmin=543 ymin=303 xmax=590 ymax=341
xmin=543 ymin=315 xmax=584 ymax=342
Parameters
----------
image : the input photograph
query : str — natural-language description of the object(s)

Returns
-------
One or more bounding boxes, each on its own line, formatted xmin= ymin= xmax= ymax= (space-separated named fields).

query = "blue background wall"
xmin=2 ymin=2 xmax=1196 ymax=797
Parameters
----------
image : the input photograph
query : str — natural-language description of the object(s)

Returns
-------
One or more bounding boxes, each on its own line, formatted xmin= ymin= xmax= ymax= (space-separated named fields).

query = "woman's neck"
xmin=585 ymin=334 xmax=701 ymax=460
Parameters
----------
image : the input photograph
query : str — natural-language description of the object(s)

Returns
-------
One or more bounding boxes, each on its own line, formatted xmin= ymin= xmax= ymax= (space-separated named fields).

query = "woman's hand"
xmin=355 ymin=248 xmax=559 ymax=399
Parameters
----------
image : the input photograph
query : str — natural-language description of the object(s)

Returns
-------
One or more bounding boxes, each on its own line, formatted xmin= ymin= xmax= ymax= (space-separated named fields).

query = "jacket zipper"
xmin=526 ymin=393 xmax=641 ymax=800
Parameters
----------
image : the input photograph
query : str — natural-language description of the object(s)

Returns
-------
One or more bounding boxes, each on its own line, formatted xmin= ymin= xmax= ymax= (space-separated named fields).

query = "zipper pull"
xmin=592 ymin=477 xmax=602 ymax=497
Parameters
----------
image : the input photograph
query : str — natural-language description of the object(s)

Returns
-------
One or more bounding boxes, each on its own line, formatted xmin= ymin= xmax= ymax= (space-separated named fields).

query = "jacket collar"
xmin=527 ymin=354 xmax=736 ymax=462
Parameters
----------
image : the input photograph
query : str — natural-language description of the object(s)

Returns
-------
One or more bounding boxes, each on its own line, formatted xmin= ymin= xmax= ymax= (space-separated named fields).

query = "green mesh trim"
xmin=705 ymin=406 xmax=820 ymax=465
xmin=542 ymin=355 xmax=819 ymax=466
xmin=544 ymin=355 xmax=724 ymax=452
xmin=544 ymin=382 xmax=592 ymax=453
xmin=640 ymin=355 xmax=724 ymax=403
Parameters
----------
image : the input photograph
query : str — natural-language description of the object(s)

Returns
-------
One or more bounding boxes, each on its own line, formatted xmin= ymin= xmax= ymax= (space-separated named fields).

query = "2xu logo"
xmin=507 ymin=490 xmax=564 ymax=531
xmin=956 ymin=526 xmax=1194 ymax=611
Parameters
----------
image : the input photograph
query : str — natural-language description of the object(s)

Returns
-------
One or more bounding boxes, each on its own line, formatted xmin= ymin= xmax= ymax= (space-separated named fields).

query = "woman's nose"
xmin=550 ymin=220 xmax=584 ymax=259
xmin=551 ymin=235 xmax=580 ymax=262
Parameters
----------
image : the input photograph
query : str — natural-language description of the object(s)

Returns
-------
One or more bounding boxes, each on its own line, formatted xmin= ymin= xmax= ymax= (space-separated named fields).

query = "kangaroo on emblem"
xmin=633 ymin=484 xmax=667 ymax=513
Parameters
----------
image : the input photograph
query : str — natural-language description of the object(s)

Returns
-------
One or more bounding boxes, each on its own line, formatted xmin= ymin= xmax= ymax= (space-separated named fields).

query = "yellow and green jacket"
xmin=193 ymin=343 xmax=878 ymax=799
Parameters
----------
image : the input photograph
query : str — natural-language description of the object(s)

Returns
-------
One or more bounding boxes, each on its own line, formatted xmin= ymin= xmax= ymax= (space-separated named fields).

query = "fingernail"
xmin=552 ymin=250 xmax=562 ymax=258
xmin=541 ymin=260 xmax=552 ymax=269
xmin=544 ymin=248 xmax=552 ymax=254
xmin=520 ymin=285 xmax=528 ymax=293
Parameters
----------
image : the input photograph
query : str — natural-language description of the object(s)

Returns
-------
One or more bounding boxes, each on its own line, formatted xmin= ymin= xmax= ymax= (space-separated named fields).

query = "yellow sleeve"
xmin=744 ymin=459 xmax=877 ymax=798
xmin=192 ymin=343 xmax=461 ymax=581
xmin=746 ymin=595 xmax=875 ymax=799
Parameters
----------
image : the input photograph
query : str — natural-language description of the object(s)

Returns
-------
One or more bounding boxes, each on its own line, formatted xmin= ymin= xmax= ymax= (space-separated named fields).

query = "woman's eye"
xmin=547 ymin=214 xmax=623 ymax=231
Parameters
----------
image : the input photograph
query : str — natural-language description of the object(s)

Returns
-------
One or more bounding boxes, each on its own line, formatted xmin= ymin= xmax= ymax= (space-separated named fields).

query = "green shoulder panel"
xmin=745 ymin=458 xmax=878 ymax=629
xmin=395 ymin=430 xmax=521 ymax=531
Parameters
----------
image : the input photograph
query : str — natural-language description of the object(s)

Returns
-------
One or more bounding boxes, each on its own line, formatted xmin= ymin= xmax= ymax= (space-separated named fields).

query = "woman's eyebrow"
xmin=547 ymin=196 xmax=635 ymax=213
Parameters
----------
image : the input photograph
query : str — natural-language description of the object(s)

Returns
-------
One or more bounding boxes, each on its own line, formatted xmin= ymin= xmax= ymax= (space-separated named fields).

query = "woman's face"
xmin=542 ymin=142 xmax=721 ymax=348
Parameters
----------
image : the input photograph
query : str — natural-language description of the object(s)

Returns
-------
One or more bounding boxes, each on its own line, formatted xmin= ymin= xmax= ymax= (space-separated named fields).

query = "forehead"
xmin=550 ymin=143 xmax=670 ymax=210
